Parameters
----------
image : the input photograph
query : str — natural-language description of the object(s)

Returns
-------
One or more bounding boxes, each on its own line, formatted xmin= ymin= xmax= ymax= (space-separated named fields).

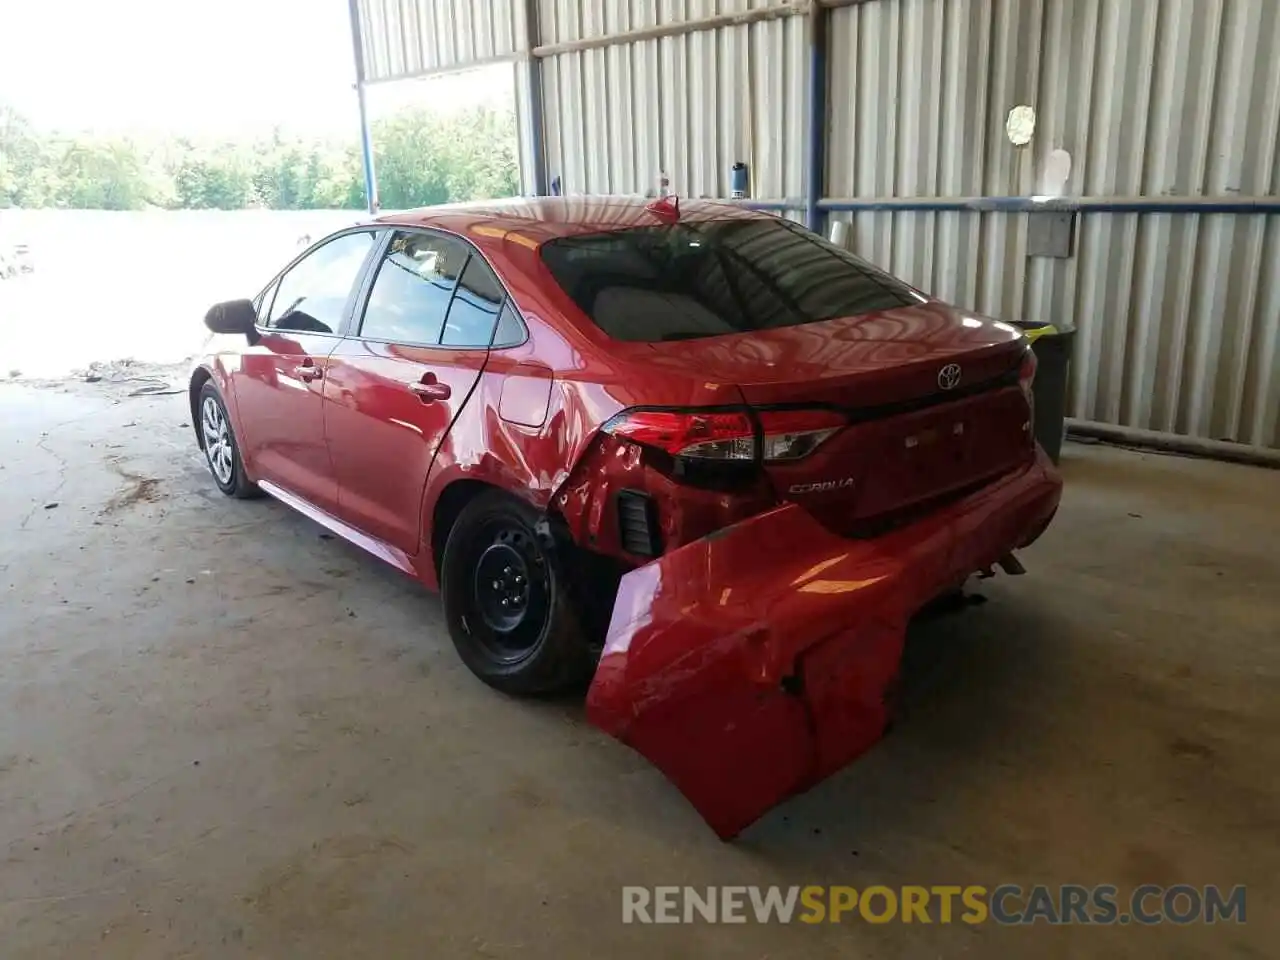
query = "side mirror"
xmin=204 ymin=299 xmax=258 ymax=338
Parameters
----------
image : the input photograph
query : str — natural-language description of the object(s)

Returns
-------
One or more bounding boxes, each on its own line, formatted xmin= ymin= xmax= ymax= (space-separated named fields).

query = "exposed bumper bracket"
xmin=997 ymin=552 xmax=1027 ymax=576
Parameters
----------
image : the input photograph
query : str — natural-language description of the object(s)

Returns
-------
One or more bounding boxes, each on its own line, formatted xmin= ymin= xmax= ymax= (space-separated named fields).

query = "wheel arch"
xmin=429 ymin=478 xmax=508 ymax=579
xmin=189 ymin=367 xmax=214 ymax=449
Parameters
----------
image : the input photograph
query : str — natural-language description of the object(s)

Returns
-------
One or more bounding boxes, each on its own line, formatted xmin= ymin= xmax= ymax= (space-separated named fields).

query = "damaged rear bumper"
xmin=586 ymin=450 xmax=1063 ymax=839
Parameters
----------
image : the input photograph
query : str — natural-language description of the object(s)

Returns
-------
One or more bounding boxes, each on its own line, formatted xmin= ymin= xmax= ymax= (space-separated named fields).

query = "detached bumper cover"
xmin=586 ymin=451 xmax=1062 ymax=839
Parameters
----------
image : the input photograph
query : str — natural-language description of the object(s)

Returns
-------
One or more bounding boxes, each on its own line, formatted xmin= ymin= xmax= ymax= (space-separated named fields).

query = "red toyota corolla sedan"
xmin=192 ymin=196 xmax=1062 ymax=837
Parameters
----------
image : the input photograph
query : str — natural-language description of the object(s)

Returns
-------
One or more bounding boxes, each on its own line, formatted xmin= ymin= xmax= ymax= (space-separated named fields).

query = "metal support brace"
xmin=523 ymin=0 xmax=550 ymax=195
xmin=346 ymin=0 xmax=379 ymax=214
xmin=805 ymin=1 xmax=828 ymax=233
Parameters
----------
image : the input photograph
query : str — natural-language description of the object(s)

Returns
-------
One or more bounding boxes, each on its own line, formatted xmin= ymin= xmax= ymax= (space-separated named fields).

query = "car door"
xmin=324 ymin=229 xmax=507 ymax=554
xmin=232 ymin=229 xmax=377 ymax=514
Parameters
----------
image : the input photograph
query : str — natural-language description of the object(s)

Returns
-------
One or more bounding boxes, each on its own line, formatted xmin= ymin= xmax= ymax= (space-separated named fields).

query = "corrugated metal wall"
xmin=539 ymin=1 xmax=807 ymax=202
xmin=826 ymin=0 xmax=1280 ymax=449
xmin=354 ymin=0 xmax=524 ymax=82
xmin=353 ymin=0 xmax=1280 ymax=449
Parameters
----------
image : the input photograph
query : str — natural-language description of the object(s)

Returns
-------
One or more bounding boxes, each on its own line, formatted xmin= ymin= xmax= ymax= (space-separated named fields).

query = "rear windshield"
xmin=539 ymin=217 xmax=918 ymax=342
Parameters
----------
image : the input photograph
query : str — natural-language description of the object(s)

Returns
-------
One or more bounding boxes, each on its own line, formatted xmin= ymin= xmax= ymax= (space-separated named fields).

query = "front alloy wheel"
xmin=201 ymin=395 xmax=235 ymax=487
xmin=197 ymin=381 xmax=259 ymax=498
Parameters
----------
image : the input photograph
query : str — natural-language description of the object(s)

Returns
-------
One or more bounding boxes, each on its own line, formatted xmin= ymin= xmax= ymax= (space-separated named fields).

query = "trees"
xmin=0 ymin=104 xmax=59 ymax=208
xmin=0 ymin=101 xmax=520 ymax=211
xmin=370 ymin=106 xmax=520 ymax=209
xmin=170 ymin=144 xmax=256 ymax=209
xmin=56 ymin=139 xmax=155 ymax=210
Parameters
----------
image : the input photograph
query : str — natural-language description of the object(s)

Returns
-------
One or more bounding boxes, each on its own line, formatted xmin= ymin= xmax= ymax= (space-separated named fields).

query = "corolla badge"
xmin=789 ymin=478 xmax=855 ymax=494
xmin=938 ymin=363 xmax=963 ymax=390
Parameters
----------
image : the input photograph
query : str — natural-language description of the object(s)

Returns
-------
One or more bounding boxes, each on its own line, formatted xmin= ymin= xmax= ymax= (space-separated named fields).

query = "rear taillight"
xmin=602 ymin=410 xmax=756 ymax=459
xmin=756 ymin=409 xmax=846 ymax=461
xmin=602 ymin=408 xmax=844 ymax=463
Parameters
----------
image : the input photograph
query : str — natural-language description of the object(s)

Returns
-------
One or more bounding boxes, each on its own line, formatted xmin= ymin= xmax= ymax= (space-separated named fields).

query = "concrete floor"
xmin=1 ymin=379 xmax=1276 ymax=958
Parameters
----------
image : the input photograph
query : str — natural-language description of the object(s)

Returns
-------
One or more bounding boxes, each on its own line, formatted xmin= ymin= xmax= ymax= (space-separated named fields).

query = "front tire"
xmin=440 ymin=491 xmax=591 ymax=695
xmin=198 ymin=382 xmax=260 ymax=499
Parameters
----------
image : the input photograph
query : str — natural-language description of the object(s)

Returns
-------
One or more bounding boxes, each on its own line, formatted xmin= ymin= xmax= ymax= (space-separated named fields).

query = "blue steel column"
xmin=347 ymin=0 xmax=379 ymax=214
xmin=805 ymin=2 xmax=828 ymax=233
xmin=523 ymin=0 xmax=549 ymax=195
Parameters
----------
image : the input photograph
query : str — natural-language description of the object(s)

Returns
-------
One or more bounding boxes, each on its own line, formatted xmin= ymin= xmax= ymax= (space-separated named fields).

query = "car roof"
xmin=372 ymin=195 xmax=776 ymax=246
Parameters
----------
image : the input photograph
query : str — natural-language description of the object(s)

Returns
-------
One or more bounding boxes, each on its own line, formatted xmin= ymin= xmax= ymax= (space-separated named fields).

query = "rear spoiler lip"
xmin=746 ymin=363 xmax=1023 ymax=424
xmin=590 ymin=361 xmax=1021 ymax=434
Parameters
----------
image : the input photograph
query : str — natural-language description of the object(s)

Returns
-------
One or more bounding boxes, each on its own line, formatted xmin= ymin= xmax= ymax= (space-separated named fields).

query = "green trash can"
xmin=1011 ymin=321 xmax=1075 ymax=464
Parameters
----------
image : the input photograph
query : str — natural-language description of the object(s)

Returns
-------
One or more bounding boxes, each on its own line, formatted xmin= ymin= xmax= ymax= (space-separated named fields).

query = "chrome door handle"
xmin=294 ymin=365 xmax=322 ymax=381
xmin=409 ymin=380 xmax=451 ymax=402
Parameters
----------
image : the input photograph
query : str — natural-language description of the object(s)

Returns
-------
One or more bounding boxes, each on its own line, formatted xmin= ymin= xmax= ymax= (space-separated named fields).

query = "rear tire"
xmin=440 ymin=490 xmax=591 ymax=695
xmin=198 ymin=382 xmax=260 ymax=499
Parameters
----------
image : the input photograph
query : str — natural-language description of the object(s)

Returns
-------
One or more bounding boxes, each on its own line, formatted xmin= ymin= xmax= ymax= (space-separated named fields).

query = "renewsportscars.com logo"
xmin=622 ymin=884 xmax=1247 ymax=926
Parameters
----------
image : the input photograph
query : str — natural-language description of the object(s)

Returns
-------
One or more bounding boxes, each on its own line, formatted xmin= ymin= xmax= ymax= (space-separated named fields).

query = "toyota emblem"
xmin=938 ymin=363 xmax=962 ymax=390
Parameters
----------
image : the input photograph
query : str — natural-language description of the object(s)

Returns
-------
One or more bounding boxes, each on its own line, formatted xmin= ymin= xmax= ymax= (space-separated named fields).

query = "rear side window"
xmin=360 ymin=231 xmax=467 ymax=345
xmin=442 ymin=254 xmax=504 ymax=347
xmin=491 ymin=301 xmax=526 ymax=347
xmin=539 ymin=218 xmax=917 ymax=342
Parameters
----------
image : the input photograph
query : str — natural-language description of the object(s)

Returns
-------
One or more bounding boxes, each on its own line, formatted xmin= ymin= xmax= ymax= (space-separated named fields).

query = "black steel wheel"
xmin=469 ymin=521 xmax=549 ymax=661
xmin=441 ymin=490 xmax=590 ymax=695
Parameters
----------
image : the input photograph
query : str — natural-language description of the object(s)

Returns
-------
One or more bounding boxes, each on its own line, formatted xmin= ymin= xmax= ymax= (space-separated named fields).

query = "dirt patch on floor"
xmin=102 ymin=457 xmax=166 ymax=514
xmin=245 ymin=835 xmax=414 ymax=932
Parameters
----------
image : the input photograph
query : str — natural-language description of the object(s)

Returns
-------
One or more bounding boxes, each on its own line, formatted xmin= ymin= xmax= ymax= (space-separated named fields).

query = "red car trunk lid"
xmin=636 ymin=306 xmax=1034 ymax=531
xmin=765 ymin=384 xmax=1034 ymax=534
xmin=637 ymin=303 xmax=1025 ymax=406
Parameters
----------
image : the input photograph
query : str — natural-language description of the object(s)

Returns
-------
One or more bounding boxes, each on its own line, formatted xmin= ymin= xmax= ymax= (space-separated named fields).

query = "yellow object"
xmin=1022 ymin=323 xmax=1060 ymax=344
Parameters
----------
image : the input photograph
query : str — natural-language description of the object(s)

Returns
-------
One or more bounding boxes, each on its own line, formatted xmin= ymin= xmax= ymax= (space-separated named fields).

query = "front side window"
xmin=266 ymin=231 xmax=375 ymax=334
xmin=360 ymin=231 xmax=468 ymax=345
xmin=539 ymin=218 xmax=917 ymax=342
xmin=255 ymin=281 xmax=278 ymax=325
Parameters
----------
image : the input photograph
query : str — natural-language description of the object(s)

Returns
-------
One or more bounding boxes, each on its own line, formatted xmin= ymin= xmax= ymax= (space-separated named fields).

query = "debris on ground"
xmin=65 ymin=358 xmax=189 ymax=395
xmin=13 ymin=358 xmax=194 ymax=400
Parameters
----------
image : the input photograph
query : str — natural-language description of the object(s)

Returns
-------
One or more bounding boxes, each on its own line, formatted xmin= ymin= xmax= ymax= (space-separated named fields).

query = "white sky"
xmin=0 ymin=0 xmax=513 ymax=137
